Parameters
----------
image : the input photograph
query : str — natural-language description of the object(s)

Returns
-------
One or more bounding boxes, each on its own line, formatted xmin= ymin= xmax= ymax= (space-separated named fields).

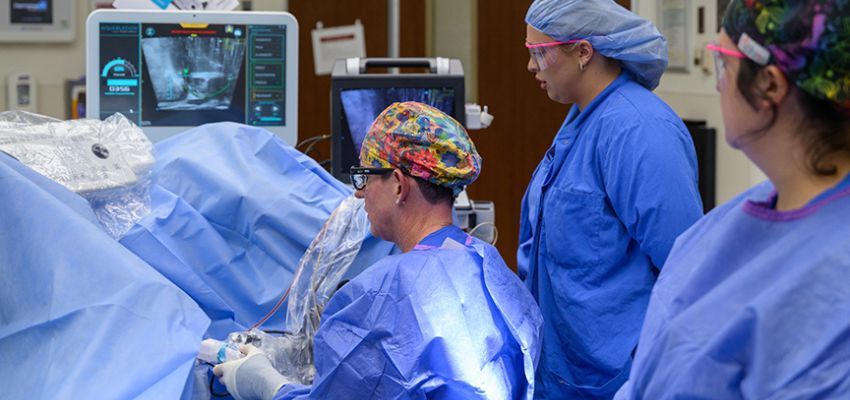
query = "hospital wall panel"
xmin=289 ymin=0 xmax=426 ymax=164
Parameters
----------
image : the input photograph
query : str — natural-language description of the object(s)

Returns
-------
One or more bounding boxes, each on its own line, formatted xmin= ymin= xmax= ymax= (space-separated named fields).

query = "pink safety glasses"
xmin=705 ymin=42 xmax=747 ymax=83
xmin=525 ymin=40 xmax=579 ymax=71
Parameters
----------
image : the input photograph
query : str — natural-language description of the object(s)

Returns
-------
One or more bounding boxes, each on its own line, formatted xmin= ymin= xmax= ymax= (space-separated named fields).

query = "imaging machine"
xmin=86 ymin=10 xmax=299 ymax=145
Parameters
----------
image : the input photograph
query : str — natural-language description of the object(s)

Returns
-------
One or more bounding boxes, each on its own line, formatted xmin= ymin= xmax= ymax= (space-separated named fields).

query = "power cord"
xmin=210 ymin=372 xmax=230 ymax=397
xmin=296 ymin=134 xmax=331 ymax=162
xmin=468 ymin=221 xmax=498 ymax=245
xmin=303 ymin=135 xmax=331 ymax=159
xmin=295 ymin=134 xmax=330 ymax=149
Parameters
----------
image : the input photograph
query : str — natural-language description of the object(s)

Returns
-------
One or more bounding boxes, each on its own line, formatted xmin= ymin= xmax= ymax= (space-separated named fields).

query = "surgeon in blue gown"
xmin=519 ymin=0 xmax=704 ymax=398
xmin=615 ymin=0 xmax=850 ymax=397
xmin=214 ymin=102 xmax=544 ymax=400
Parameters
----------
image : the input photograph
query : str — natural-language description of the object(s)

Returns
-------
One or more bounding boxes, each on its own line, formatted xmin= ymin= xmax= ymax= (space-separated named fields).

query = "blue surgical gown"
xmin=615 ymin=175 xmax=850 ymax=399
xmin=517 ymin=72 xmax=703 ymax=398
xmin=273 ymin=225 xmax=544 ymax=399
xmin=0 ymin=153 xmax=210 ymax=399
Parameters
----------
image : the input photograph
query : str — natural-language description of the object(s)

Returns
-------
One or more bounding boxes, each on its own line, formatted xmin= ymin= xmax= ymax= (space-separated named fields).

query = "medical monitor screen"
xmin=340 ymin=87 xmax=456 ymax=155
xmin=10 ymin=0 xmax=52 ymax=24
xmin=97 ymin=22 xmax=287 ymax=128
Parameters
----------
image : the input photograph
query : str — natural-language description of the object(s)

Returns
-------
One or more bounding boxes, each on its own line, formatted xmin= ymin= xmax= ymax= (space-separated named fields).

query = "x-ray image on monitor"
xmin=141 ymin=36 xmax=246 ymax=111
xmin=88 ymin=10 xmax=299 ymax=144
xmin=95 ymin=21 xmax=289 ymax=131
xmin=340 ymin=87 xmax=455 ymax=154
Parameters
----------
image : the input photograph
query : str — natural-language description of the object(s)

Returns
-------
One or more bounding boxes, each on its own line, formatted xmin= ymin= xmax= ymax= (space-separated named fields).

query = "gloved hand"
xmin=213 ymin=345 xmax=289 ymax=400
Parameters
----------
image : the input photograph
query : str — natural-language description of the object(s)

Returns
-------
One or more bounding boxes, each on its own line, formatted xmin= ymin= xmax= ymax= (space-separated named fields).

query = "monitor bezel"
xmin=86 ymin=9 xmax=298 ymax=145
xmin=0 ymin=0 xmax=75 ymax=42
xmin=330 ymin=72 xmax=465 ymax=182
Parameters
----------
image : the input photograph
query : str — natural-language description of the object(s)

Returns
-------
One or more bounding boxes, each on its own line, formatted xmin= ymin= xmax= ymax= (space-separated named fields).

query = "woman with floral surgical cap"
xmin=615 ymin=0 xmax=850 ymax=398
xmin=519 ymin=0 xmax=704 ymax=398
xmin=214 ymin=102 xmax=544 ymax=400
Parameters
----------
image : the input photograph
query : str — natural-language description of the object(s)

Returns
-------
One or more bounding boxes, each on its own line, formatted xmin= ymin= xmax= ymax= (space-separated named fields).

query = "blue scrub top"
xmin=274 ymin=225 xmax=544 ymax=399
xmin=616 ymin=173 xmax=850 ymax=398
xmin=518 ymin=72 xmax=704 ymax=398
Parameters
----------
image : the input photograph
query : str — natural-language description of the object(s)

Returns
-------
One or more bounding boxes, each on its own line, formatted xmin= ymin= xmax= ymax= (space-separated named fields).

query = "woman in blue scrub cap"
xmin=616 ymin=0 xmax=850 ymax=398
xmin=519 ymin=0 xmax=705 ymax=398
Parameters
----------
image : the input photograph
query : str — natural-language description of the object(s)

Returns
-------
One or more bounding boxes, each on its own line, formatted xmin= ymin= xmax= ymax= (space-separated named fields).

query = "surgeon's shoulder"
xmin=345 ymin=251 xmax=446 ymax=288
xmin=327 ymin=253 xmax=416 ymax=307
xmin=468 ymin=236 xmax=504 ymax=261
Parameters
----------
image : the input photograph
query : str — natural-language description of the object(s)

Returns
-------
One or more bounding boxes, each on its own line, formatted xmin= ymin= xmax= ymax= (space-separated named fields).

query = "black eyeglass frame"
xmin=349 ymin=166 xmax=395 ymax=190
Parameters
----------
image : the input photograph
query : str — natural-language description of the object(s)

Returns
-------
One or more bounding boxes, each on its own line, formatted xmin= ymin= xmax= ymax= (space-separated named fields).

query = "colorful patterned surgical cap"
xmin=359 ymin=102 xmax=481 ymax=196
xmin=723 ymin=0 xmax=850 ymax=110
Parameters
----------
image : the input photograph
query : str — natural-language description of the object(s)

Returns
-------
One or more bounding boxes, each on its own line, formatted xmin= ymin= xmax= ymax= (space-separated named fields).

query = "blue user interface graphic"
xmin=99 ymin=22 xmax=287 ymax=128
xmin=10 ymin=0 xmax=52 ymax=24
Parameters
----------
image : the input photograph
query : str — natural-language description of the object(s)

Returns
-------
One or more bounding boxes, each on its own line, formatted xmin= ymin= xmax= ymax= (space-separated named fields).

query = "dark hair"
xmin=414 ymin=176 xmax=454 ymax=205
xmin=736 ymin=59 xmax=850 ymax=175
xmin=380 ymin=171 xmax=455 ymax=205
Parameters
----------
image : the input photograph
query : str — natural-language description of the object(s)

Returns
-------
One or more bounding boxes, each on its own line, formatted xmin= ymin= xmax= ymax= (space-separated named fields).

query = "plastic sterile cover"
xmin=281 ymin=195 xmax=370 ymax=383
xmin=224 ymin=195 xmax=370 ymax=385
xmin=0 ymin=111 xmax=154 ymax=193
xmin=0 ymin=111 xmax=156 ymax=238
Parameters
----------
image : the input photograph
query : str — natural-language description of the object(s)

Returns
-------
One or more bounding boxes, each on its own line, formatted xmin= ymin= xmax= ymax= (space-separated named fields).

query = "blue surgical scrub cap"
xmin=526 ymin=0 xmax=668 ymax=90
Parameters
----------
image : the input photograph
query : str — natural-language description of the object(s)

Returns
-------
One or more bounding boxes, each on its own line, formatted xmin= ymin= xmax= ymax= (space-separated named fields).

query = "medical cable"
xmin=468 ymin=221 xmax=499 ymax=245
xmin=249 ymin=282 xmax=293 ymax=330
xmin=210 ymin=373 xmax=230 ymax=397
xmin=248 ymin=220 xmax=326 ymax=330
xmin=294 ymin=134 xmax=332 ymax=171
xmin=303 ymin=134 xmax=331 ymax=159
xmin=295 ymin=134 xmax=328 ymax=149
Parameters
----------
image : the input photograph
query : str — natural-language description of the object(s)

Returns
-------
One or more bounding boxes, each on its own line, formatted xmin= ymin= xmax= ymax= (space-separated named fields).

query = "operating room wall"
xmin=0 ymin=2 xmax=87 ymax=117
xmin=0 ymin=0 xmax=288 ymax=118
xmin=633 ymin=0 xmax=767 ymax=203
xmin=430 ymin=0 xmax=477 ymax=102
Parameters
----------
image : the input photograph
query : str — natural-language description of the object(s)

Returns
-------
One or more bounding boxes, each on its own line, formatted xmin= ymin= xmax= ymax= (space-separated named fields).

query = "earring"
xmin=579 ymin=62 xmax=586 ymax=71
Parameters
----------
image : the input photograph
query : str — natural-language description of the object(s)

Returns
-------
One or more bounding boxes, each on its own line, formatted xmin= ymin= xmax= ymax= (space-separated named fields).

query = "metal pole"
xmin=388 ymin=0 xmax=400 ymax=73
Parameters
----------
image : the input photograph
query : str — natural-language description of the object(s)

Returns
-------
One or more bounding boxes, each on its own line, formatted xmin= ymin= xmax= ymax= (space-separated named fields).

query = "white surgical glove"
xmin=213 ymin=345 xmax=289 ymax=400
